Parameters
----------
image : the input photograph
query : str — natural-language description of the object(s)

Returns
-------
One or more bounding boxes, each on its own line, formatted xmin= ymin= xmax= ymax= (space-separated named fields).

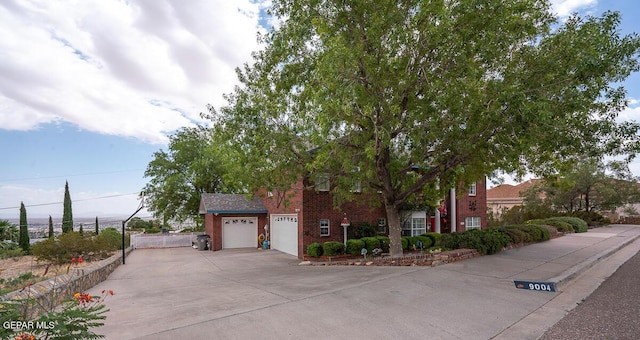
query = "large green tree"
xmin=48 ymin=215 xmax=54 ymax=238
xmin=536 ymin=158 xmax=640 ymax=213
xmin=18 ymin=202 xmax=29 ymax=253
xmin=143 ymin=127 xmax=237 ymax=224
xmin=213 ymin=0 xmax=640 ymax=257
xmin=62 ymin=180 xmax=73 ymax=233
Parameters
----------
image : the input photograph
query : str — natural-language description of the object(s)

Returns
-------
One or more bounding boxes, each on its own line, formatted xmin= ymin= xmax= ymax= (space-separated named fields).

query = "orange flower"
xmin=16 ymin=334 xmax=35 ymax=340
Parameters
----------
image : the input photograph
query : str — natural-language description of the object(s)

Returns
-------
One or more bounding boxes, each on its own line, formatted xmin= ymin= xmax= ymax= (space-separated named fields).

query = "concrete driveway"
xmin=90 ymin=225 xmax=640 ymax=340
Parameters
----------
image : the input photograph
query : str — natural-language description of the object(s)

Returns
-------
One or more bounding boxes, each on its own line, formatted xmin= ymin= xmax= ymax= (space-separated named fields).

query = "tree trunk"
xmin=385 ymin=203 xmax=403 ymax=258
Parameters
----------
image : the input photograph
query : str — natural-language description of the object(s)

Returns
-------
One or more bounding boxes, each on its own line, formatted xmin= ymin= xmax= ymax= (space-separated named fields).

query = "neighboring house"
xmin=200 ymin=176 xmax=487 ymax=259
xmin=486 ymin=179 xmax=542 ymax=216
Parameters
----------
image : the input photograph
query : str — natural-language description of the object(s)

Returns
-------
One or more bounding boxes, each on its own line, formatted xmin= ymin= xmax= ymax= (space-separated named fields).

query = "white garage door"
xmin=222 ymin=217 xmax=257 ymax=248
xmin=270 ymin=214 xmax=298 ymax=256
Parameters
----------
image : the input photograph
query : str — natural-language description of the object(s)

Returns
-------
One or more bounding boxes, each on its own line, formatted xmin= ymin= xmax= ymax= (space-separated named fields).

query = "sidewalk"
xmin=90 ymin=224 xmax=640 ymax=340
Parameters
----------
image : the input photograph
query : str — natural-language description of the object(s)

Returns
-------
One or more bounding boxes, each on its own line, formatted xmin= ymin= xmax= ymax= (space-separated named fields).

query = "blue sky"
xmin=1 ymin=0 xmax=639 ymax=220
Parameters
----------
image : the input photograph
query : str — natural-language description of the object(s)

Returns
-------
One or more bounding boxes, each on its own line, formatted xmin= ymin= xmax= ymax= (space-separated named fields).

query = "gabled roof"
xmin=487 ymin=179 xmax=542 ymax=199
xmin=199 ymin=194 xmax=268 ymax=215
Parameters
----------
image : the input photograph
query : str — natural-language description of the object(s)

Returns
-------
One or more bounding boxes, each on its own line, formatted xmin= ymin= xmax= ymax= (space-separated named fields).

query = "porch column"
xmin=450 ymin=188 xmax=456 ymax=232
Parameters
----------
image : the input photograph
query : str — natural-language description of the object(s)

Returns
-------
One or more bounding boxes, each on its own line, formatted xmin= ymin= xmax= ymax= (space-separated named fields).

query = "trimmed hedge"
xmin=528 ymin=218 xmax=574 ymax=233
xmin=323 ymin=241 xmax=345 ymax=257
xmin=360 ymin=237 xmax=381 ymax=253
xmin=376 ymin=236 xmax=390 ymax=253
xmin=307 ymin=242 xmax=323 ymax=258
xmin=346 ymin=239 xmax=365 ymax=255
xmin=552 ymin=216 xmax=588 ymax=233
xmin=421 ymin=232 xmax=443 ymax=247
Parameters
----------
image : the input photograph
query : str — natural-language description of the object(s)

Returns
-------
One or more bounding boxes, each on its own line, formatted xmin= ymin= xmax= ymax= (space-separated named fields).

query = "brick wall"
xmin=455 ymin=177 xmax=488 ymax=232
xmin=302 ymin=184 xmax=387 ymax=250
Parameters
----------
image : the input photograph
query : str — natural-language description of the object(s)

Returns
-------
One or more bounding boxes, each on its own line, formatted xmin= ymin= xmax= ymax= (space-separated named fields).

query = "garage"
xmin=270 ymin=214 xmax=298 ymax=256
xmin=222 ymin=217 xmax=258 ymax=248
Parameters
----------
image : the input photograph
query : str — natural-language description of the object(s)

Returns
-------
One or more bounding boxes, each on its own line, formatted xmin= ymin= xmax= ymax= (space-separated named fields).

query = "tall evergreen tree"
xmin=79 ymin=223 xmax=84 ymax=235
xmin=95 ymin=216 xmax=99 ymax=235
xmin=48 ymin=215 xmax=54 ymax=238
xmin=62 ymin=180 xmax=73 ymax=233
xmin=18 ymin=202 xmax=30 ymax=253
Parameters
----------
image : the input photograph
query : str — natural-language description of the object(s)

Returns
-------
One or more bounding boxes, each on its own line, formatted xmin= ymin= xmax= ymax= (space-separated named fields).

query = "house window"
xmin=465 ymin=217 xmax=481 ymax=230
xmin=315 ymin=173 xmax=330 ymax=191
xmin=351 ymin=179 xmax=362 ymax=193
xmin=469 ymin=182 xmax=477 ymax=196
xmin=402 ymin=217 xmax=426 ymax=236
xmin=320 ymin=219 xmax=330 ymax=236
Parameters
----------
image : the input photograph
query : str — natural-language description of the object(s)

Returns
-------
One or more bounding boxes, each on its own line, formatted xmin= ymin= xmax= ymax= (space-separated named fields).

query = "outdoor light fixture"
xmin=340 ymin=213 xmax=350 ymax=246
xmin=121 ymin=193 xmax=145 ymax=265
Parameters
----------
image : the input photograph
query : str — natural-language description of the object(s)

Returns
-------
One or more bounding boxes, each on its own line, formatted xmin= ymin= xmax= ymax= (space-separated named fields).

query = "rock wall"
xmin=1 ymin=248 xmax=133 ymax=317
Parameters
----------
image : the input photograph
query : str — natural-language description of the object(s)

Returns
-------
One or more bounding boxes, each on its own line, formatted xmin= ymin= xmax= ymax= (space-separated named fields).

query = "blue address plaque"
xmin=514 ymin=280 xmax=557 ymax=292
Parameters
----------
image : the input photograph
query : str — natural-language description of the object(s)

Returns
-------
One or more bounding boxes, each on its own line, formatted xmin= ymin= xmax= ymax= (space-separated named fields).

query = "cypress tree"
xmin=48 ymin=215 xmax=54 ymax=238
xmin=62 ymin=181 xmax=73 ymax=233
xmin=79 ymin=223 xmax=84 ymax=235
xmin=95 ymin=216 xmax=99 ymax=235
xmin=18 ymin=202 xmax=30 ymax=253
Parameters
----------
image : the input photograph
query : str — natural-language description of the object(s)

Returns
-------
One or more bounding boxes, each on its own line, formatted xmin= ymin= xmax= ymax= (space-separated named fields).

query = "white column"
xmin=450 ymin=188 xmax=456 ymax=233
xmin=435 ymin=209 xmax=441 ymax=233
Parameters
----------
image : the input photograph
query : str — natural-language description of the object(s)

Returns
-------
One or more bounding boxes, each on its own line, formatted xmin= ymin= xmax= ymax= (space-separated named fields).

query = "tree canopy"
xmin=143 ymin=127 xmax=238 ymax=224
xmin=530 ymin=158 xmax=640 ymax=213
xmin=212 ymin=0 xmax=640 ymax=257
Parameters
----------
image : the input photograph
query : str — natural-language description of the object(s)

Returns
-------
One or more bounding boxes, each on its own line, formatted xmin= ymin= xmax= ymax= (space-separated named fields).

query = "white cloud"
xmin=550 ymin=0 xmax=598 ymax=17
xmin=0 ymin=0 xmax=269 ymax=144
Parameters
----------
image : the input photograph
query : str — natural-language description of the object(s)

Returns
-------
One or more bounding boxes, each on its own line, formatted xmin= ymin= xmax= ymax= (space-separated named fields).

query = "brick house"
xmin=200 ymin=176 xmax=487 ymax=259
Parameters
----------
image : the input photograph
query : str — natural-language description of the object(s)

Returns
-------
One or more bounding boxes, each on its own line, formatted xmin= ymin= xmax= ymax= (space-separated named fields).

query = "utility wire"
xmin=0 ymin=192 xmax=142 ymax=210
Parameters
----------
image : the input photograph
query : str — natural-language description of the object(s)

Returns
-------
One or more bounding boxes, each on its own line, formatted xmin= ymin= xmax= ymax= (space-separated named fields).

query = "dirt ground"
xmin=0 ymin=256 xmax=90 ymax=288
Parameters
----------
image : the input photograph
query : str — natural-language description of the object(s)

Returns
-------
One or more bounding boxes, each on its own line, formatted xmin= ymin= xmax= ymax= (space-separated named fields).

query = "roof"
xmin=487 ymin=179 xmax=542 ymax=199
xmin=199 ymin=194 xmax=268 ymax=215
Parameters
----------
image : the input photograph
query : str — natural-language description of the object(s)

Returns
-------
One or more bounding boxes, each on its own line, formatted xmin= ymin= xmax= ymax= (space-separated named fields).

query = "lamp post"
xmin=340 ymin=214 xmax=350 ymax=246
xmin=121 ymin=194 xmax=145 ymax=265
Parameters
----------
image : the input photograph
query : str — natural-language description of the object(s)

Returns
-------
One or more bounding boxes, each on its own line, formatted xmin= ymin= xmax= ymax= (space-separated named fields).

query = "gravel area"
xmin=540 ymin=249 xmax=640 ymax=340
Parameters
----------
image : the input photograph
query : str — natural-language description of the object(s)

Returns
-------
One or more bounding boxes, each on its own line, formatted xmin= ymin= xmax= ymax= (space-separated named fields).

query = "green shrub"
xmin=375 ymin=236 xmax=390 ymax=253
xmin=413 ymin=236 xmax=432 ymax=249
xmin=323 ymin=241 xmax=345 ymax=257
xmin=569 ymin=211 xmax=609 ymax=227
xmin=528 ymin=218 xmax=573 ymax=233
xmin=440 ymin=229 xmax=510 ymax=255
xmin=401 ymin=237 xmax=409 ymax=250
xmin=360 ymin=237 xmax=381 ymax=252
xmin=346 ymin=239 xmax=366 ymax=255
xmin=421 ymin=232 xmax=443 ymax=247
xmin=144 ymin=228 xmax=162 ymax=234
xmin=554 ymin=216 xmax=589 ymax=233
xmin=495 ymin=226 xmax=530 ymax=244
xmin=349 ymin=222 xmax=377 ymax=239
xmin=479 ymin=229 xmax=510 ymax=255
xmin=307 ymin=242 xmax=323 ymax=257
xmin=519 ymin=224 xmax=551 ymax=242
xmin=440 ymin=232 xmax=465 ymax=250
xmin=0 ymin=242 xmax=24 ymax=259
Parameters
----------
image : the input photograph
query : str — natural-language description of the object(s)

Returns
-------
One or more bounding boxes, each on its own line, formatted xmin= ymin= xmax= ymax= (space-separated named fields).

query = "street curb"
xmin=549 ymin=232 xmax=640 ymax=291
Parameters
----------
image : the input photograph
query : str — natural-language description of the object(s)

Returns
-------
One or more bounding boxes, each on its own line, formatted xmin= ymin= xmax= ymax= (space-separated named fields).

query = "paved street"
xmin=88 ymin=225 xmax=640 ymax=340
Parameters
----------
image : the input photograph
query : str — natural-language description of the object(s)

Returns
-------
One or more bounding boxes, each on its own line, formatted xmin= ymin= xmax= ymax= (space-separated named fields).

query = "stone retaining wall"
xmin=1 ymin=248 xmax=133 ymax=316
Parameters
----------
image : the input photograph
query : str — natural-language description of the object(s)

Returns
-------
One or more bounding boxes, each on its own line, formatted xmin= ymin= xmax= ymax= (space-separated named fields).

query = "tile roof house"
xmin=486 ymin=179 xmax=542 ymax=216
xmin=200 ymin=177 xmax=487 ymax=259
